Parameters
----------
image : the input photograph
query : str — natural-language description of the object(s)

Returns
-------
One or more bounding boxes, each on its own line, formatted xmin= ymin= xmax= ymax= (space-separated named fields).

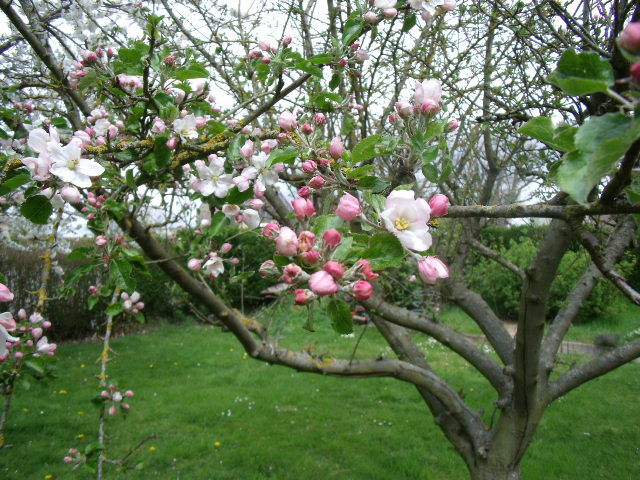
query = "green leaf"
xmin=51 ymin=117 xmax=70 ymax=129
xmin=548 ymin=49 xmax=614 ymax=96
xmin=351 ymin=134 xmax=383 ymax=164
xmin=266 ymin=147 xmax=299 ymax=168
xmin=357 ymin=176 xmax=390 ymax=193
xmin=65 ymin=260 xmax=99 ymax=287
xmin=312 ymin=214 xmax=344 ymax=235
xmin=20 ymin=195 xmax=52 ymax=224
xmin=556 ymin=113 xmax=640 ymax=203
xmin=0 ymin=173 xmax=30 ymax=195
xmin=173 ymin=66 xmax=209 ymax=80
xmin=225 ymin=187 xmax=253 ymax=205
xmin=402 ymin=12 xmax=417 ymax=32
xmin=106 ymin=302 xmax=124 ymax=316
xmin=88 ymin=295 xmax=100 ymax=311
xmin=295 ymin=60 xmax=323 ymax=78
xmin=125 ymin=169 xmax=136 ymax=190
xmin=342 ymin=17 xmax=364 ymax=46
xmin=346 ymin=165 xmax=376 ymax=179
xmin=327 ymin=298 xmax=353 ymax=334
xmin=421 ymin=145 xmax=439 ymax=164
xmin=68 ymin=247 xmax=94 ymax=260
xmin=308 ymin=53 xmax=333 ymax=64
xmin=109 ymin=259 xmax=135 ymax=291
xmin=363 ymin=191 xmax=386 ymax=214
xmin=207 ymin=211 xmax=229 ymax=237
xmin=422 ymin=164 xmax=439 ymax=183
xmin=331 ymin=236 xmax=354 ymax=262
xmin=361 ymin=233 xmax=405 ymax=269
xmin=329 ymin=73 xmax=341 ymax=90
xmin=24 ymin=360 xmax=44 ymax=377
xmin=517 ymin=117 xmax=577 ymax=152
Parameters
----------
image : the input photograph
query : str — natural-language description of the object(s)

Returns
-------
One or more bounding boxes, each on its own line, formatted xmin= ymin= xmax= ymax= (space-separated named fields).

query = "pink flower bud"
xmin=298 ymin=231 xmax=316 ymax=252
xmin=122 ymin=403 xmax=131 ymax=410
xmin=64 ymin=456 xmax=73 ymax=464
xmin=259 ymin=260 xmax=279 ymax=276
xmin=631 ymin=62 xmax=640 ymax=82
xmin=323 ymin=261 xmax=345 ymax=279
xmin=124 ymin=390 xmax=134 ymax=398
xmin=300 ymin=123 xmax=314 ymax=135
xmin=275 ymin=227 xmax=299 ymax=256
xmin=42 ymin=321 xmax=51 ymax=328
xmin=112 ymin=392 xmax=123 ymax=402
xmin=428 ymin=194 xmax=449 ymax=217
xmin=166 ymin=137 xmax=178 ymax=150
xmin=0 ymin=283 xmax=14 ymax=302
xmin=108 ymin=406 xmax=117 ymax=415
xmin=421 ymin=99 xmax=440 ymax=115
xmin=448 ymin=119 xmax=460 ymax=130
xmin=231 ymin=257 xmax=240 ymax=265
xmin=239 ymin=140 xmax=254 ymax=159
xmin=261 ymin=139 xmax=278 ymax=153
xmin=182 ymin=164 xmax=191 ymax=173
xmin=188 ymin=258 xmax=202 ymax=271
xmin=354 ymin=49 xmax=370 ymax=62
xmin=309 ymin=176 xmax=325 ymax=189
xmin=263 ymin=223 xmax=280 ymax=237
xmin=18 ymin=309 xmax=26 ymax=319
xmin=308 ymin=271 xmax=339 ymax=296
xmin=294 ymin=289 xmax=315 ymax=306
xmin=364 ymin=11 xmax=378 ymax=23
xmin=60 ymin=185 xmax=82 ymax=203
xmin=95 ymin=136 xmax=107 ymax=146
xmin=395 ymin=101 xmax=413 ymax=118
xmin=107 ymin=47 xmax=116 ymax=57
xmin=14 ymin=352 xmax=23 ymax=359
xmin=382 ymin=8 xmax=397 ymax=19
xmin=322 ymin=229 xmax=342 ymax=248
xmin=280 ymin=263 xmax=302 ymax=284
xmin=335 ymin=193 xmax=361 ymax=221
xmin=301 ymin=250 xmax=320 ymax=265
xmin=292 ymin=198 xmax=316 ymax=220
xmin=277 ymin=132 xmax=291 ymax=145
xmin=329 ymin=137 xmax=345 ymax=158
xmin=302 ymin=160 xmax=317 ymax=174
xmin=621 ymin=23 xmax=640 ymax=54
xmin=135 ymin=302 xmax=145 ymax=310
xmin=95 ymin=235 xmax=108 ymax=247
xmin=421 ymin=10 xmax=432 ymax=21
xmin=442 ymin=0 xmax=456 ymax=11
xmin=353 ymin=280 xmax=373 ymax=300
xmin=417 ymin=256 xmax=449 ymax=284
xmin=282 ymin=36 xmax=292 ymax=46
xmin=219 ymin=242 xmax=232 ymax=254
xmin=313 ymin=113 xmax=327 ymax=125
xmin=278 ymin=111 xmax=298 ymax=131
xmin=356 ymin=259 xmax=379 ymax=280
xmin=298 ymin=186 xmax=312 ymax=198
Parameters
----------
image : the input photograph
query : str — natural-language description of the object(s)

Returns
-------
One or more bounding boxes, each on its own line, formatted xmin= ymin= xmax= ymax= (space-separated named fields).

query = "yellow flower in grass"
xmin=214 ymin=442 xmax=221 ymax=447
xmin=149 ymin=446 xmax=157 ymax=452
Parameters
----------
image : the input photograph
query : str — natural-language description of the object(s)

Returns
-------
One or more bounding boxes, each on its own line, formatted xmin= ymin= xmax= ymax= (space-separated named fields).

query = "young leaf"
xmin=361 ymin=233 xmax=404 ymax=269
xmin=327 ymin=298 xmax=354 ymax=334
xmin=517 ymin=117 xmax=577 ymax=152
xmin=548 ymin=49 xmax=614 ymax=96
xmin=20 ymin=195 xmax=52 ymax=224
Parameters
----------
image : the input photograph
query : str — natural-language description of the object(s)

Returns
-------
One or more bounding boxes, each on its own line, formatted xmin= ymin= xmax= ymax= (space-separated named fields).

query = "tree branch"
xmin=468 ymin=238 xmax=525 ymax=280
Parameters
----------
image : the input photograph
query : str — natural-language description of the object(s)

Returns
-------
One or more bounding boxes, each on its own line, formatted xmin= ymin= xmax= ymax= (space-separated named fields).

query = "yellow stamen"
xmin=395 ymin=218 xmax=410 ymax=230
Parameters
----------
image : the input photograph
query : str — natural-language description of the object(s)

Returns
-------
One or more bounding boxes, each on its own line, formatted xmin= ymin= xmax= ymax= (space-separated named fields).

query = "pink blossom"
xmin=261 ymin=139 xmax=278 ymax=153
xmin=383 ymin=8 xmax=398 ymax=18
xmin=282 ymin=36 xmax=293 ymax=46
xmin=259 ymin=260 xmax=279 ymax=276
xmin=429 ymin=194 xmax=449 ymax=217
xmin=151 ymin=118 xmax=167 ymax=134
xmin=448 ymin=119 xmax=460 ymax=130
xmin=414 ymin=79 xmax=442 ymax=115
xmin=292 ymin=198 xmax=316 ymax=220
xmin=354 ymin=49 xmax=370 ymax=62
xmin=353 ymin=281 xmax=373 ymax=300
xmin=335 ymin=193 xmax=361 ymax=221
xmin=32 ymin=327 xmax=43 ymax=340
xmin=308 ymin=271 xmax=339 ymax=296
xmin=298 ymin=231 xmax=316 ymax=252
xmin=280 ymin=263 xmax=303 ymax=283
xmin=295 ymin=289 xmax=315 ymax=306
xmin=125 ymin=390 xmax=134 ymax=398
xmin=95 ymin=235 xmax=108 ymax=247
xmin=442 ymin=0 xmax=456 ymax=11
xmin=380 ymin=190 xmax=432 ymax=251
xmin=302 ymin=160 xmax=317 ymax=174
xmin=309 ymin=176 xmax=325 ymax=189
xmin=329 ymin=137 xmax=345 ymax=159
xmin=275 ymin=227 xmax=299 ymax=256
xmin=356 ymin=259 xmax=379 ymax=280
xmin=0 ymin=284 xmax=14 ymax=302
xmin=60 ymin=185 xmax=82 ymax=203
xmin=0 ymin=313 xmax=16 ymax=332
xmin=418 ymin=256 xmax=449 ymax=284
xmin=322 ymin=229 xmax=342 ymax=248
xmin=395 ymin=101 xmax=413 ymax=118
xmin=300 ymin=123 xmax=314 ymax=135
xmin=263 ymin=223 xmax=280 ymax=237
xmin=301 ymin=250 xmax=321 ymax=265
xmin=323 ymin=261 xmax=345 ymax=279
xmin=249 ymin=198 xmax=265 ymax=210
xmin=221 ymin=243 xmax=233 ymax=253
xmin=364 ymin=11 xmax=378 ymax=23
xmin=240 ymin=140 xmax=254 ymax=159
xmin=166 ymin=137 xmax=178 ymax=150
xmin=278 ymin=111 xmax=298 ymax=131
xmin=108 ymin=406 xmax=117 ymax=415
xmin=313 ymin=113 xmax=327 ymax=125
xmin=298 ymin=186 xmax=311 ymax=198
xmin=188 ymin=258 xmax=202 ymax=271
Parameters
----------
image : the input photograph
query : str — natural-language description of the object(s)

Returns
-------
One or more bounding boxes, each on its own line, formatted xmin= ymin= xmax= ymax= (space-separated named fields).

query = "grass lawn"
xmin=1 ymin=303 xmax=639 ymax=480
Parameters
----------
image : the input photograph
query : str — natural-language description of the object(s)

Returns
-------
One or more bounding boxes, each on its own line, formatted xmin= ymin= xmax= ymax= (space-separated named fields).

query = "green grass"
xmin=1 ymin=304 xmax=639 ymax=480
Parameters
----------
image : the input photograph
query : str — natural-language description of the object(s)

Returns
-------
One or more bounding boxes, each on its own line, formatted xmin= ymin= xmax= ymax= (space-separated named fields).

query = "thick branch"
xmin=446 ymin=201 xmax=640 ymax=219
xmin=549 ymin=339 xmax=640 ymax=401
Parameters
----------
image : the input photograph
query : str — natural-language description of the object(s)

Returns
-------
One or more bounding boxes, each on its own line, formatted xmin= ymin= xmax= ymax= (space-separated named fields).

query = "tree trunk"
xmin=471 ymin=463 xmax=521 ymax=480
